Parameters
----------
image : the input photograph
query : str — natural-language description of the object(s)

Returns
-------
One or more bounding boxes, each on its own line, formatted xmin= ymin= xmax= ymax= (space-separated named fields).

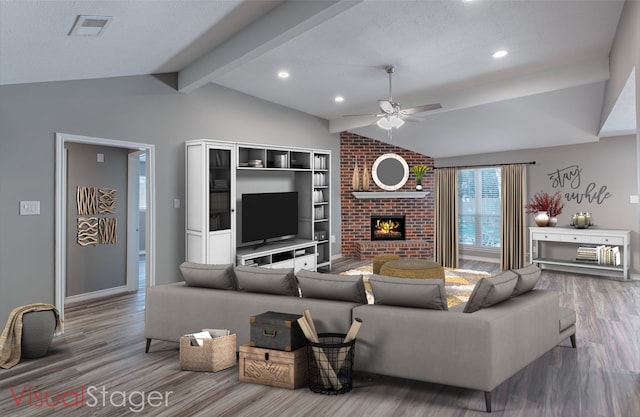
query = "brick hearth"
xmin=355 ymin=240 xmax=433 ymax=259
xmin=340 ymin=132 xmax=435 ymax=260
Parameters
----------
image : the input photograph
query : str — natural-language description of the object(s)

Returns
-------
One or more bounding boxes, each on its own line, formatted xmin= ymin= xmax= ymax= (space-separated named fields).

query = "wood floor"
xmin=1 ymin=260 xmax=639 ymax=417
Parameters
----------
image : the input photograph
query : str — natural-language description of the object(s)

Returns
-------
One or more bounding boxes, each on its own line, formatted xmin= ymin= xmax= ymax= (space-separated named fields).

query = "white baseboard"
xmin=65 ymin=285 xmax=129 ymax=304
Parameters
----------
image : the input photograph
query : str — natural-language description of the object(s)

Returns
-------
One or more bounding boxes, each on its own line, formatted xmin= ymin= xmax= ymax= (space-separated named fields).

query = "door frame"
xmin=55 ymin=133 xmax=156 ymax=328
xmin=127 ymin=150 xmax=146 ymax=292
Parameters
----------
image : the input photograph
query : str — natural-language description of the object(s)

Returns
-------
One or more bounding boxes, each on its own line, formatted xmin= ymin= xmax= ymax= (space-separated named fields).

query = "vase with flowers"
xmin=411 ymin=164 xmax=429 ymax=191
xmin=525 ymin=191 xmax=565 ymax=227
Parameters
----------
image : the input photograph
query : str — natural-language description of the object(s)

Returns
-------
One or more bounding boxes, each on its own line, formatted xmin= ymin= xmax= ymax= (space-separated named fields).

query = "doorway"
xmin=55 ymin=133 xmax=156 ymax=329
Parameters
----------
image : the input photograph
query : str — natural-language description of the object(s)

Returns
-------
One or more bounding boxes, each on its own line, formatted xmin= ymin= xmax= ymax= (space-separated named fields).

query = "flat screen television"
xmin=242 ymin=192 xmax=298 ymax=244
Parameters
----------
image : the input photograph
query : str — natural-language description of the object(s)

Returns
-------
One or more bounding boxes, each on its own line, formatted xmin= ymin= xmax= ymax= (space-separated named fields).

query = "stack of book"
xmin=576 ymin=245 xmax=620 ymax=266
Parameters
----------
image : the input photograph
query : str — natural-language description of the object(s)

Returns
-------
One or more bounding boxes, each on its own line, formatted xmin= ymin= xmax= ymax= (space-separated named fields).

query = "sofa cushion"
xmin=233 ymin=266 xmax=298 ymax=296
xmin=296 ymin=270 xmax=367 ymax=304
xmin=463 ymin=270 xmax=518 ymax=313
xmin=179 ymin=262 xmax=237 ymax=290
xmin=511 ymin=264 xmax=542 ymax=296
xmin=369 ymin=274 xmax=448 ymax=310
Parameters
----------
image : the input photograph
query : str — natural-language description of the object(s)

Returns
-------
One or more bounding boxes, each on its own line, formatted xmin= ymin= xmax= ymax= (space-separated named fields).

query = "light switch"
xmin=20 ymin=201 xmax=40 ymax=216
xmin=174 ymin=199 xmax=181 ymax=209
xmin=630 ymin=195 xmax=639 ymax=204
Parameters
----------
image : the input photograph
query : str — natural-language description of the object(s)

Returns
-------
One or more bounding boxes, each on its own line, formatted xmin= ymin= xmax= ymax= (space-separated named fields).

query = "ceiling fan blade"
xmin=329 ymin=115 xmax=381 ymax=133
xmin=341 ymin=112 xmax=382 ymax=117
xmin=378 ymin=100 xmax=395 ymax=114
xmin=400 ymin=103 xmax=442 ymax=115
xmin=401 ymin=114 xmax=425 ymax=123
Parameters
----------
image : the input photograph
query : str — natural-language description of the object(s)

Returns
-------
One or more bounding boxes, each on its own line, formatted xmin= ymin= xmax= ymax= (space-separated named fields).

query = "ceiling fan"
xmin=342 ymin=65 xmax=442 ymax=135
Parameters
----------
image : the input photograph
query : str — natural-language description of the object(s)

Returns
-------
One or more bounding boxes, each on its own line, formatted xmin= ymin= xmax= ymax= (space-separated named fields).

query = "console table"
xmin=529 ymin=227 xmax=630 ymax=280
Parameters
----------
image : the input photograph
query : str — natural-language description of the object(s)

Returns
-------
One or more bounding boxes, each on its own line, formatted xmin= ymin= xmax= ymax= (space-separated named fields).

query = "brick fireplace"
xmin=340 ymin=132 xmax=435 ymax=260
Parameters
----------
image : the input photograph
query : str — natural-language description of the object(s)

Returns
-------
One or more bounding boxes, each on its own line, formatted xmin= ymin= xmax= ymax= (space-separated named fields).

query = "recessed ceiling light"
xmin=493 ymin=50 xmax=508 ymax=58
xmin=277 ymin=71 xmax=290 ymax=79
xmin=69 ymin=15 xmax=113 ymax=37
xmin=334 ymin=96 xmax=344 ymax=103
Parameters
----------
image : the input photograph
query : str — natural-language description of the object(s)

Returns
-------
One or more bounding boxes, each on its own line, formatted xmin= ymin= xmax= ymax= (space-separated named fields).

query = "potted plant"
xmin=411 ymin=165 xmax=429 ymax=191
xmin=525 ymin=191 xmax=565 ymax=226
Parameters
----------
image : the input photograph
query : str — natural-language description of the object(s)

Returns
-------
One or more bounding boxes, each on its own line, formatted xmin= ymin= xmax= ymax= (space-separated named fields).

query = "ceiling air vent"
xmin=69 ymin=15 xmax=113 ymax=37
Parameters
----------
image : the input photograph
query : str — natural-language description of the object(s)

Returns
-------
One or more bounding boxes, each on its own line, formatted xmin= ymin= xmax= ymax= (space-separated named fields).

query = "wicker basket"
xmin=180 ymin=334 xmax=237 ymax=372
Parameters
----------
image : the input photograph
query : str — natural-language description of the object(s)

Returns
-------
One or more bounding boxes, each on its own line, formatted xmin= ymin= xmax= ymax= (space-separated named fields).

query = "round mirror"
xmin=372 ymin=153 xmax=409 ymax=191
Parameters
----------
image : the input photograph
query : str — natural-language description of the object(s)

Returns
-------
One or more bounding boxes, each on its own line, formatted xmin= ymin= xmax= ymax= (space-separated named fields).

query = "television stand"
xmin=236 ymin=239 xmax=317 ymax=272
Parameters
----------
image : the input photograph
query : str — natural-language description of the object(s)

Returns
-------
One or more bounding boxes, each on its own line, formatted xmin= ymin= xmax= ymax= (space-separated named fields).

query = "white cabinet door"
xmin=208 ymin=231 xmax=233 ymax=264
xmin=185 ymin=140 xmax=236 ymax=264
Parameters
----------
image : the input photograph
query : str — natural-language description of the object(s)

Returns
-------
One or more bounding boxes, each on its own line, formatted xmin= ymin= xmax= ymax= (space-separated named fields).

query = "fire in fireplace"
xmin=371 ymin=216 xmax=406 ymax=241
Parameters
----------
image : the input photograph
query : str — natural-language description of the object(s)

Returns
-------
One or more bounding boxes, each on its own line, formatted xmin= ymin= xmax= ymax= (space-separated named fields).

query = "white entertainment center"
xmin=529 ymin=227 xmax=631 ymax=280
xmin=185 ymin=139 xmax=332 ymax=272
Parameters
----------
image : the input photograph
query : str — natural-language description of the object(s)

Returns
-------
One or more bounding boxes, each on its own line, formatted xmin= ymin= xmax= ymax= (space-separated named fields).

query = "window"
xmin=458 ymin=168 xmax=501 ymax=248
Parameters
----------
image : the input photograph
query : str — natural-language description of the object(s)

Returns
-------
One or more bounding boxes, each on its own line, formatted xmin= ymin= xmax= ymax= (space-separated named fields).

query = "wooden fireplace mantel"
xmin=351 ymin=191 xmax=430 ymax=199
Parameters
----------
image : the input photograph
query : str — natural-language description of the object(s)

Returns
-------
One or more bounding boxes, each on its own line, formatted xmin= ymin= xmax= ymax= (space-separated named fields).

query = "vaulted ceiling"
xmin=0 ymin=0 xmax=634 ymax=157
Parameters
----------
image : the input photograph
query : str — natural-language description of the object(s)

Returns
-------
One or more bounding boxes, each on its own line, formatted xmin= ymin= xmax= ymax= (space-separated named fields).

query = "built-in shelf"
xmin=352 ymin=191 xmax=430 ymax=199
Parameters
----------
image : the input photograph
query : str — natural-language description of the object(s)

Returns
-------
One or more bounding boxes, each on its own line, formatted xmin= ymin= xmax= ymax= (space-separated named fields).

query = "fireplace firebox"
xmin=371 ymin=215 xmax=406 ymax=241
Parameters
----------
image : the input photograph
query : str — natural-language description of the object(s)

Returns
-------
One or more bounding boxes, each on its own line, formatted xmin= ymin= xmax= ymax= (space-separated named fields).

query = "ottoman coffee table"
xmin=372 ymin=253 xmax=401 ymax=274
xmin=379 ymin=259 xmax=445 ymax=284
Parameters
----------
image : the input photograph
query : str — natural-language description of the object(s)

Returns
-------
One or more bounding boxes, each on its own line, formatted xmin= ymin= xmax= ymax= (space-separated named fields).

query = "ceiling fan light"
xmin=377 ymin=115 xmax=404 ymax=130
xmin=389 ymin=115 xmax=404 ymax=128
xmin=376 ymin=117 xmax=394 ymax=130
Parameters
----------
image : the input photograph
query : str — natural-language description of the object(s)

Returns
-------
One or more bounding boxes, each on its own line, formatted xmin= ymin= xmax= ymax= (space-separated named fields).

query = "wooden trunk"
xmin=249 ymin=311 xmax=306 ymax=352
xmin=239 ymin=344 xmax=308 ymax=389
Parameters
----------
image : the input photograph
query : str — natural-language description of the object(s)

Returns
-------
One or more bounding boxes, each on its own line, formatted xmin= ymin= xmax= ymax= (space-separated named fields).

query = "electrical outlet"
xmin=20 ymin=201 xmax=40 ymax=215
xmin=174 ymin=199 xmax=181 ymax=209
xmin=630 ymin=195 xmax=639 ymax=204
xmin=331 ymin=235 xmax=336 ymax=243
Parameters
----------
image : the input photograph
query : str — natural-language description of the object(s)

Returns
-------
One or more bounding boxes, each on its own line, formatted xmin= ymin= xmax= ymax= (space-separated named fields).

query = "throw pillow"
xmin=463 ymin=270 xmax=518 ymax=313
xmin=233 ymin=266 xmax=298 ymax=296
xmin=179 ymin=262 xmax=237 ymax=290
xmin=369 ymin=274 xmax=448 ymax=310
xmin=511 ymin=264 xmax=541 ymax=296
xmin=296 ymin=270 xmax=367 ymax=304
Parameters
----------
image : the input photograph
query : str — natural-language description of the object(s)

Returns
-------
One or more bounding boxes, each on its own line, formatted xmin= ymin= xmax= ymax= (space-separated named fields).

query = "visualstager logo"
xmin=10 ymin=385 xmax=173 ymax=413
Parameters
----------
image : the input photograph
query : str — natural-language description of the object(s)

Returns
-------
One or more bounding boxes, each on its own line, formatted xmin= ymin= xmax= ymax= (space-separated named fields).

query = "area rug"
xmin=341 ymin=264 xmax=493 ymax=308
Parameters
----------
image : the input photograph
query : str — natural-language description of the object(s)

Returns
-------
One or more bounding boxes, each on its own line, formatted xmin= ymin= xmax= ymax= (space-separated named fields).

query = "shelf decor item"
xmin=352 ymin=160 xmax=360 ymax=191
xmin=570 ymin=212 xmax=593 ymax=229
xmin=411 ymin=164 xmax=429 ymax=191
xmin=362 ymin=160 xmax=370 ymax=191
xmin=534 ymin=211 xmax=550 ymax=227
xmin=525 ymin=190 xmax=564 ymax=227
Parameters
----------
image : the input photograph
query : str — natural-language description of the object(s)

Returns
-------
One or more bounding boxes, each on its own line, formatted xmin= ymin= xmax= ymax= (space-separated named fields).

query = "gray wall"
xmin=0 ymin=75 xmax=340 ymax=323
xmin=65 ymin=143 xmax=128 ymax=296
xmin=437 ymin=135 xmax=639 ymax=275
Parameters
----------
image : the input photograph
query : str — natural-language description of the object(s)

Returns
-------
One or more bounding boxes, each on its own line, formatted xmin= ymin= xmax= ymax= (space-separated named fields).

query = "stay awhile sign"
xmin=547 ymin=164 xmax=612 ymax=205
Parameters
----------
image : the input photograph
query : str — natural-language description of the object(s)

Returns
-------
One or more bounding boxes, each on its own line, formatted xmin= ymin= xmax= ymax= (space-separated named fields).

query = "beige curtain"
xmin=435 ymin=167 xmax=459 ymax=268
xmin=500 ymin=164 xmax=527 ymax=270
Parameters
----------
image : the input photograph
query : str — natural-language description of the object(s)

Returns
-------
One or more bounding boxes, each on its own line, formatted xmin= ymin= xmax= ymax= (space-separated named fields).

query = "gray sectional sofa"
xmin=145 ymin=263 xmax=576 ymax=413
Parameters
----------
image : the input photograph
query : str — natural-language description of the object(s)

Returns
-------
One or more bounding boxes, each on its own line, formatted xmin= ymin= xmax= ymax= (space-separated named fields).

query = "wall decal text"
xmin=547 ymin=164 xmax=612 ymax=205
